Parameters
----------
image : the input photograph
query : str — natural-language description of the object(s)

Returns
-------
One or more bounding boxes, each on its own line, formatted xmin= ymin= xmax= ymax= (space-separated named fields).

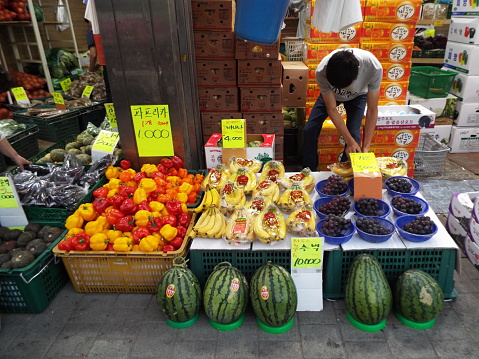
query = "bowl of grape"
xmin=313 ymin=196 xmax=351 ymax=219
xmin=355 ymin=216 xmax=395 ymax=243
xmin=315 ymin=175 xmax=349 ymax=198
xmin=390 ymin=195 xmax=429 ymax=217
xmin=395 ymin=215 xmax=438 ymax=242
xmin=384 ymin=176 xmax=420 ymax=197
xmin=353 ymin=197 xmax=391 ymax=219
xmin=316 ymin=215 xmax=356 ymax=245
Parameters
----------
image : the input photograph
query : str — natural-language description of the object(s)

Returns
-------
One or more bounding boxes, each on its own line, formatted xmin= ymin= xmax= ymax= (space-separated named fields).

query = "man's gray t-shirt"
xmin=315 ymin=48 xmax=382 ymax=102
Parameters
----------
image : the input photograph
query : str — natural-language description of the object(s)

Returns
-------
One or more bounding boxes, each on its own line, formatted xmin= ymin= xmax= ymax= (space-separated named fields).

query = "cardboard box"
xmin=446 ymin=213 xmax=470 ymax=256
xmin=443 ymin=41 xmax=479 ymax=75
xmin=194 ymin=31 xmax=236 ymax=59
xmin=307 ymin=83 xmax=321 ymax=102
xmin=408 ymin=93 xmax=458 ymax=122
xmin=196 ymin=59 xmax=237 ymax=87
xmin=275 ymin=134 xmax=284 ymax=160
xmin=448 ymin=72 xmax=479 ymax=102
xmin=448 ymin=125 xmax=479 ymax=153
xmin=420 ymin=125 xmax=453 ymax=145
xmin=198 ymin=87 xmax=239 ymax=112
xmin=282 ymin=61 xmax=308 ymax=107
xmin=235 ymin=39 xmax=280 ymax=59
xmin=371 ymin=128 xmax=420 ymax=147
xmin=237 ymin=57 xmax=282 ymax=87
xmin=381 ymin=62 xmax=411 ymax=82
xmin=308 ymin=23 xmax=361 ymax=44
xmin=201 ymin=112 xmax=242 ymax=136
xmin=378 ymin=100 xmax=407 ymax=106
xmin=452 ymin=1 xmax=479 ymax=16
xmin=448 ymin=16 xmax=479 ymax=45
xmin=240 ymin=86 xmax=282 ymax=112
xmin=361 ymin=22 xmax=416 ymax=43
xmin=191 ymin=0 xmax=235 ymax=31
xmin=448 ymin=191 xmax=479 ymax=228
xmin=375 ymin=104 xmax=436 ymax=129
xmin=204 ymin=133 xmax=275 ymax=170
xmin=364 ymin=0 xmax=422 ymax=23
xmin=350 ymin=153 xmax=383 ymax=200
xmin=379 ymin=81 xmax=409 ymax=101
xmin=455 ymin=101 xmax=479 ymax=127
xmin=242 ymin=112 xmax=284 ymax=135
xmin=305 ymin=43 xmax=360 ymax=65
xmin=360 ymin=41 xmax=414 ymax=63
xmin=307 ymin=63 xmax=317 ymax=84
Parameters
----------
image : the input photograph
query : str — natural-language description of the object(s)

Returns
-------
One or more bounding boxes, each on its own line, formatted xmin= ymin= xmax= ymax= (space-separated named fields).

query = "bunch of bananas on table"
xmin=193 ymin=184 xmax=221 ymax=213
xmin=201 ymin=164 xmax=230 ymax=190
xmin=253 ymin=203 xmax=287 ymax=244
xmin=219 ymin=180 xmax=246 ymax=216
xmin=277 ymin=183 xmax=313 ymax=214
xmin=191 ymin=205 xmax=227 ymax=238
xmin=286 ymin=205 xmax=317 ymax=237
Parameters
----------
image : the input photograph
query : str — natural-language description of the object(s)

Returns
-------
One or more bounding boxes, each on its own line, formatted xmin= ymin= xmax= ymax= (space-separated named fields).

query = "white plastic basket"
xmin=414 ymin=133 xmax=450 ymax=176
xmin=284 ymin=37 xmax=306 ymax=62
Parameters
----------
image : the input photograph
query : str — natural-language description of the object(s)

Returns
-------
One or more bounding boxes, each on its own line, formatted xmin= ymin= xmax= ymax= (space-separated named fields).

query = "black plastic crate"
xmin=78 ymin=103 xmax=106 ymax=131
xmin=6 ymin=123 xmax=40 ymax=164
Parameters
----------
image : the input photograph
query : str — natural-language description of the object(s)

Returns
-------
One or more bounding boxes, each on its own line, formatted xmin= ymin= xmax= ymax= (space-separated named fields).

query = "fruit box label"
xmin=309 ymin=24 xmax=361 ymax=44
xmin=449 ymin=192 xmax=479 ymax=227
xmin=455 ymin=101 xmax=479 ymax=127
xmin=359 ymin=42 xmax=414 ymax=62
xmin=382 ymin=62 xmax=411 ymax=82
xmin=449 ymin=126 xmax=479 ymax=153
xmin=379 ymin=81 xmax=408 ymax=101
xmin=364 ymin=0 xmax=422 ymax=23
xmin=361 ymin=22 xmax=416 ymax=43
xmin=194 ymin=30 xmax=236 ymax=59
xmin=448 ymin=72 xmax=479 ymax=103
xmin=452 ymin=0 xmax=479 ymax=16
xmin=448 ymin=16 xmax=479 ymax=45
xmin=306 ymin=43 xmax=360 ymax=65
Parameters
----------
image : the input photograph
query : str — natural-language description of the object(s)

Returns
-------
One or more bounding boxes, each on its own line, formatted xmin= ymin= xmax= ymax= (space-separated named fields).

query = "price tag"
xmin=425 ymin=28 xmax=436 ymax=38
xmin=60 ymin=78 xmax=72 ymax=92
xmin=11 ymin=87 xmax=30 ymax=104
xmin=52 ymin=91 xmax=66 ymax=110
xmin=433 ymin=20 xmax=443 ymax=27
xmin=92 ymin=130 xmax=120 ymax=153
xmin=221 ymin=119 xmax=246 ymax=148
xmin=130 ymin=105 xmax=174 ymax=157
xmin=0 ymin=177 xmax=19 ymax=208
xmin=82 ymin=85 xmax=94 ymax=98
xmin=291 ymin=237 xmax=324 ymax=269
xmin=350 ymin=152 xmax=380 ymax=173
xmin=104 ymin=103 xmax=117 ymax=128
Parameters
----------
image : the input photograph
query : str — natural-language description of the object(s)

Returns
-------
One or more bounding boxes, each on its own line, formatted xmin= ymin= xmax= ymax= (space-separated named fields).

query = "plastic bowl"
xmin=391 ymin=194 xmax=430 ymax=217
xmin=315 ymin=179 xmax=349 ymax=198
xmin=316 ymin=218 xmax=356 ymax=245
xmin=384 ymin=176 xmax=420 ymax=197
xmin=395 ymin=215 xmax=438 ymax=243
xmin=347 ymin=178 xmax=354 ymax=195
xmin=355 ymin=216 xmax=395 ymax=243
xmin=353 ymin=198 xmax=391 ymax=219
xmin=313 ymin=197 xmax=351 ymax=219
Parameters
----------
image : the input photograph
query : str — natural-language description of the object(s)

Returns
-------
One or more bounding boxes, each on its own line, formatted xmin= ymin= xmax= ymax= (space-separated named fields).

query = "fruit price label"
xmin=130 ymin=104 xmax=174 ymax=157
xmin=60 ymin=78 xmax=72 ymax=92
xmin=93 ymin=130 xmax=120 ymax=153
xmin=11 ymin=87 xmax=30 ymax=104
xmin=82 ymin=85 xmax=94 ymax=98
xmin=291 ymin=237 xmax=324 ymax=269
xmin=52 ymin=91 xmax=66 ymax=110
xmin=104 ymin=103 xmax=117 ymax=128
xmin=221 ymin=119 xmax=246 ymax=148
xmin=0 ymin=177 xmax=19 ymax=208
xmin=350 ymin=152 xmax=380 ymax=173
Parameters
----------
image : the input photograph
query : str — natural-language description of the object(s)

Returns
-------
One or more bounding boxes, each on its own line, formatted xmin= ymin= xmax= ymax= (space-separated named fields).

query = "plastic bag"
xmin=56 ymin=0 xmax=70 ymax=32
xmin=50 ymin=184 xmax=88 ymax=211
xmin=79 ymin=154 xmax=116 ymax=187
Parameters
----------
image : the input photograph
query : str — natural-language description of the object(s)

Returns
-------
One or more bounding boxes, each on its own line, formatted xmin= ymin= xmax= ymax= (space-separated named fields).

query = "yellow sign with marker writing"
xmin=11 ymin=87 xmax=29 ymax=103
xmin=52 ymin=92 xmax=65 ymax=105
xmin=82 ymin=85 xmax=94 ymax=98
xmin=130 ymin=105 xmax=174 ymax=157
xmin=104 ymin=103 xmax=117 ymax=128
xmin=221 ymin=119 xmax=246 ymax=148
xmin=0 ymin=177 xmax=19 ymax=208
xmin=60 ymin=78 xmax=72 ymax=92
xmin=92 ymin=130 xmax=120 ymax=153
xmin=350 ymin=152 xmax=380 ymax=173
xmin=291 ymin=237 xmax=324 ymax=269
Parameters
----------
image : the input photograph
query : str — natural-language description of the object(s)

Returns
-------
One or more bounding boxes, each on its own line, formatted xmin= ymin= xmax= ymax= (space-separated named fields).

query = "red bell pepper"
xmin=150 ymin=171 xmax=165 ymax=180
xmin=120 ymin=159 xmax=132 ymax=170
xmin=177 ymin=212 xmax=191 ymax=227
xmin=147 ymin=217 xmax=163 ymax=232
xmin=106 ymin=208 xmax=124 ymax=225
xmin=93 ymin=186 xmax=109 ymax=198
xmin=160 ymin=158 xmax=173 ymax=169
xmin=118 ymin=185 xmax=136 ymax=198
xmin=133 ymin=172 xmax=147 ymax=182
xmin=176 ymin=225 xmax=187 ymax=239
xmin=106 ymin=243 xmax=115 ymax=251
xmin=156 ymin=164 xmax=167 ymax=174
xmin=163 ymin=244 xmax=175 ymax=253
xmin=165 ymin=200 xmax=183 ymax=215
xmin=119 ymin=198 xmax=137 ymax=215
xmin=171 ymin=156 xmax=183 ymax=170
xmin=162 ymin=214 xmax=177 ymax=228
xmin=71 ymin=233 xmax=90 ymax=251
xmin=132 ymin=226 xmax=151 ymax=244
xmin=108 ymin=194 xmax=126 ymax=208
xmin=92 ymin=197 xmax=110 ymax=214
xmin=169 ymin=236 xmax=184 ymax=250
xmin=137 ymin=200 xmax=152 ymax=212
xmin=115 ymin=215 xmax=135 ymax=232
xmin=58 ymin=237 xmax=74 ymax=251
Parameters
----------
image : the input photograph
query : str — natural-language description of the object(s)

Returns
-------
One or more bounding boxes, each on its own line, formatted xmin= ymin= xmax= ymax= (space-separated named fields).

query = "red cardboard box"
xmin=243 ymin=112 xmax=284 ymax=135
xmin=363 ymin=0 xmax=422 ymax=23
xmin=201 ymin=112 xmax=242 ymax=136
xmin=194 ymin=31 xmax=236 ymax=59
xmin=198 ymin=87 xmax=239 ymax=112
xmin=191 ymin=0 xmax=235 ymax=31
xmin=196 ymin=59 xmax=237 ymax=87
xmin=361 ymin=22 xmax=416 ymax=43
xmin=307 ymin=83 xmax=320 ymax=102
xmin=309 ymin=23 xmax=362 ymax=44
xmin=306 ymin=43 xmax=360 ymax=65
xmin=379 ymin=81 xmax=409 ymax=102
xmin=282 ymin=61 xmax=308 ymax=107
xmin=235 ymin=39 xmax=280 ymax=59
xmin=371 ymin=128 xmax=420 ymax=147
xmin=360 ymin=41 xmax=414 ymax=63
xmin=240 ymin=86 xmax=282 ymax=112
xmin=237 ymin=57 xmax=282 ymax=87
xmin=381 ymin=62 xmax=411 ymax=82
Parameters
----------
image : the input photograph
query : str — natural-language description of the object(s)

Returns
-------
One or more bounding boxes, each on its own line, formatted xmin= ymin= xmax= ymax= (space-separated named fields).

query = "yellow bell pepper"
xmin=160 ymin=207 xmax=170 ymax=217
xmin=126 ymin=168 xmax=136 ymax=176
xmin=139 ymin=178 xmax=157 ymax=193
xmin=149 ymin=201 xmax=164 ymax=212
xmin=84 ymin=220 xmax=104 ymax=237
xmin=160 ymin=224 xmax=178 ymax=242
xmin=133 ymin=188 xmax=147 ymax=205
xmin=108 ymin=178 xmax=121 ymax=190
xmin=134 ymin=210 xmax=151 ymax=227
xmin=177 ymin=192 xmax=188 ymax=203
xmin=141 ymin=164 xmax=158 ymax=177
xmin=166 ymin=176 xmax=180 ymax=184
xmin=96 ymin=215 xmax=111 ymax=230
xmin=132 ymin=244 xmax=140 ymax=251
xmin=107 ymin=189 xmax=119 ymax=198
xmin=106 ymin=229 xmax=123 ymax=244
xmin=65 ymin=214 xmax=84 ymax=230
xmin=67 ymin=227 xmax=85 ymax=237
xmin=178 ymin=182 xmax=193 ymax=195
xmin=79 ymin=203 xmax=97 ymax=221
xmin=139 ymin=235 xmax=160 ymax=252
xmin=113 ymin=237 xmax=132 ymax=252
xmin=126 ymin=180 xmax=137 ymax=187
xmin=90 ymin=233 xmax=109 ymax=251
xmin=122 ymin=232 xmax=133 ymax=240
xmin=150 ymin=211 xmax=161 ymax=218
xmin=105 ymin=166 xmax=120 ymax=179
xmin=181 ymin=203 xmax=188 ymax=213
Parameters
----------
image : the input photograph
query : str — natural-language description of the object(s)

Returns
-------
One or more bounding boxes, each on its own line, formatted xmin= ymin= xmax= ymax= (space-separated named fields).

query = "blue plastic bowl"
xmin=354 ymin=216 xmax=395 ymax=243
xmin=315 ymin=179 xmax=349 ymax=198
xmin=391 ymin=194 xmax=429 ymax=217
xmin=347 ymin=178 xmax=354 ymax=195
xmin=313 ymin=197 xmax=351 ymax=219
xmin=316 ymin=218 xmax=356 ymax=245
xmin=353 ymin=198 xmax=391 ymax=219
xmin=395 ymin=215 xmax=438 ymax=243
xmin=384 ymin=176 xmax=420 ymax=197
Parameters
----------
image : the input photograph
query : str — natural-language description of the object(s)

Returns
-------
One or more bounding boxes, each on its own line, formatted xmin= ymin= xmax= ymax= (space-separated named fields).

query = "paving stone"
xmin=343 ymin=341 xmax=392 ymax=359
xmin=432 ymin=339 xmax=479 ymax=359
xmin=258 ymin=341 xmax=304 ymax=359
xmin=383 ymin=323 xmax=437 ymax=358
xmin=43 ymin=322 xmax=99 ymax=358
xmin=172 ymin=340 xmax=216 ymax=359
xmin=88 ymin=339 xmax=131 ymax=359
xmin=297 ymin=301 xmax=339 ymax=325
xmin=300 ymin=324 xmax=346 ymax=359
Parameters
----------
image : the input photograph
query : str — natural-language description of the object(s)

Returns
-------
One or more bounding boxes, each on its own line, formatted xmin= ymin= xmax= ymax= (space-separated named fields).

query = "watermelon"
xmin=395 ymin=269 xmax=444 ymax=323
xmin=250 ymin=262 xmax=297 ymax=327
xmin=203 ymin=262 xmax=249 ymax=324
xmin=345 ymin=254 xmax=392 ymax=325
xmin=156 ymin=257 xmax=202 ymax=323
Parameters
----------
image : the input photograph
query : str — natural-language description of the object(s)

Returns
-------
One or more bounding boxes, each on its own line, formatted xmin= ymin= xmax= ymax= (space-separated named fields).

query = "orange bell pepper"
xmin=177 ymin=168 xmax=188 ymax=178
xmin=119 ymin=170 xmax=133 ymax=182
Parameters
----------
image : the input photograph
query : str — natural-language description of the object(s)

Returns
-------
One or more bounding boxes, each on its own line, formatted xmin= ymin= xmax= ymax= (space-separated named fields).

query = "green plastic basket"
xmin=6 ymin=123 xmax=40 ymax=165
xmin=409 ymin=66 xmax=458 ymax=98
xmin=29 ymin=134 xmax=79 ymax=164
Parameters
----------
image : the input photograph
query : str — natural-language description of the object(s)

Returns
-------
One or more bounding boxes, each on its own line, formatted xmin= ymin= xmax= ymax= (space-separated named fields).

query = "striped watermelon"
xmin=203 ymin=262 xmax=249 ymax=324
xmin=345 ymin=254 xmax=392 ymax=325
xmin=395 ymin=269 xmax=444 ymax=323
xmin=250 ymin=262 xmax=297 ymax=327
xmin=156 ymin=257 xmax=202 ymax=323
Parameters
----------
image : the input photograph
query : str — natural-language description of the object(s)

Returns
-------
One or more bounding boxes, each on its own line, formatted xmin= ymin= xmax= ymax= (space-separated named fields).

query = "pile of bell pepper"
xmin=58 ymin=156 xmax=203 ymax=253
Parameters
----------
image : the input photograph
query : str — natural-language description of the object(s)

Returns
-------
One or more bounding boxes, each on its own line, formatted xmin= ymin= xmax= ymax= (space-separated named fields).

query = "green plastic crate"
xmin=409 ymin=66 xmax=458 ymax=98
xmin=323 ymin=248 xmax=457 ymax=300
xmin=29 ymin=134 xmax=78 ymax=163
xmin=6 ymin=123 xmax=40 ymax=165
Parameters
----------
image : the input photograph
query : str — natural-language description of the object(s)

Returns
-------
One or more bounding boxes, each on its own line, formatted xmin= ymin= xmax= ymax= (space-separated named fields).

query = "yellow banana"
xmin=208 ymin=186 xmax=221 ymax=207
xmin=254 ymin=213 xmax=272 ymax=243
xmin=246 ymin=195 xmax=272 ymax=215
xmin=254 ymin=204 xmax=286 ymax=243
xmin=278 ymin=184 xmax=313 ymax=213
xmin=228 ymin=156 xmax=262 ymax=174
xmin=259 ymin=160 xmax=285 ymax=183
xmin=206 ymin=206 xmax=227 ymax=238
xmin=202 ymin=165 xmax=230 ymax=190
xmin=286 ymin=206 xmax=316 ymax=237
xmin=286 ymin=168 xmax=315 ymax=193
xmin=194 ymin=206 xmax=217 ymax=236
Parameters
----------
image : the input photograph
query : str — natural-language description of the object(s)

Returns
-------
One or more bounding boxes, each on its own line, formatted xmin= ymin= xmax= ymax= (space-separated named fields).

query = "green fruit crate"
xmin=29 ymin=134 xmax=80 ymax=163
xmin=0 ymin=226 xmax=69 ymax=313
xmin=409 ymin=66 xmax=458 ymax=98
xmin=6 ymin=123 xmax=40 ymax=165
xmin=323 ymin=248 xmax=457 ymax=300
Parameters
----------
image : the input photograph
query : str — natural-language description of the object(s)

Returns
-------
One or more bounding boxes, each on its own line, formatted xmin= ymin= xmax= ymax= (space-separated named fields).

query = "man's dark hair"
xmin=326 ymin=50 xmax=359 ymax=89
xmin=0 ymin=66 xmax=13 ymax=94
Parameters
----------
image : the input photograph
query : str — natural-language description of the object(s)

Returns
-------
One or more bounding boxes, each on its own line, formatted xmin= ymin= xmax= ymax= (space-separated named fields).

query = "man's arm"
xmin=361 ymin=90 xmax=380 ymax=153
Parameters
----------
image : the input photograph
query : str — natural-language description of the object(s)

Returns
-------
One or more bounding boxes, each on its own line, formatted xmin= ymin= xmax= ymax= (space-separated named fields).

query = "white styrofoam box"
xmin=474 ymin=197 xmax=479 ymax=223
xmin=375 ymin=104 xmax=436 ymax=129
xmin=455 ymin=101 xmax=479 ymax=126
xmin=295 ymin=288 xmax=324 ymax=311
xmin=448 ymin=16 xmax=479 ymax=44
xmin=443 ymin=41 xmax=479 ymax=75
xmin=452 ymin=1 xmax=479 ymax=16
xmin=447 ymin=70 xmax=479 ymax=102
xmin=420 ymin=124 xmax=452 ymax=145
xmin=408 ymin=93 xmax=457 ymax=120
xmin=448 ymin=125 xmax=479 ymax=153
xmin=465 ymin=237 xmax=479 ymax=267
xmin=447 ymin=212 xmax=469 ymax=254
xmin=448 ymin=191 xmax=479 ymax=227
xmin=470 ymin=215 xmax=479 ymax=243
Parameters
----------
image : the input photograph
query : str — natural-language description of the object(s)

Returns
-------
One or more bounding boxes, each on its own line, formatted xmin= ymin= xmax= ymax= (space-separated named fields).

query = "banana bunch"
xmin=193 ymin=184 xmax=221 ymax=213
xmin=219 ymin=180 xmax=246 ymax=216
xmin=259 ymin=160 xmax=285 ymax=183
xmin=252 ymin=179 xmax=280 ymax=203
xmin=228 ymin=156 xmax=262 ymax=174
xmin=286 ymin=204 xmax=317 ymax=237
xmin=245 ymin=195 xmax=272 ymax=215
xmin=253 ymin=203 xmax=287 ymax=244
xmin=229 ymin=167 xmax=257 ymax=195
xmin=201 ymin=164 xmax=230 ymax=191
xmin=279 ymin=168 xmax=315 ymax=193
xmin=192 ymin=205 xmax=227 ymax=238
xmin=224 ymin=206 xmax=256 ymax=245
xmin=277 ymin=183 xmax=313 ymax=214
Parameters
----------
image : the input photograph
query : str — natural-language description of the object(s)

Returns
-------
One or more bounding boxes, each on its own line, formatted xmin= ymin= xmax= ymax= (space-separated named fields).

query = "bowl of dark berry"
xmin=353 ymin=197 xmax=391 ymax=219
xmin=316 ymin=215 xmax=356 ymax=245
xmin=395 ymin=215 xmax=438 ymax=242
xmin=314 ymin=196 xmax=351 ymax=219
xmin=384 ymin=176 xmax=420 ymax=197
xmin=316 ymin=175 xmax=349 ymax=198
xmin=391 ymin=195 xmax=429 ymax=217
xmin=355 ymin=216 xmax=395 ymax=243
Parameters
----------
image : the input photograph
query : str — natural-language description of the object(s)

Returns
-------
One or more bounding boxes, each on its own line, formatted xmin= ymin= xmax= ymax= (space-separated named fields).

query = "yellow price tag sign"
xmin=60 ymin=78 xmax=72 ymax=92
xmin=291 ymin=237 xmax=324 ymax=269
xmin=82 ymin=85 xmax=94 ymax=98
xmin=92 ymin=130 xmax=120 ymax=153
xmin=130 ymin=105 xmax=174 ymax=157
xmin=221 ymin=119 xmax=246 ymax=148
xmin=433 ymin=20 xmax=443 ymax=27
xmin=0 ymin=177 xmax=19 ymax=208
xmin=350 ymin=152 xmax=380 ymax=173
xmin=11 ymin=87 xmax=29 ymax=103
xmin=104 ymin=103 xmax=117 ymax=128
xmin=52 ymin=92 xmax=65 ymax=105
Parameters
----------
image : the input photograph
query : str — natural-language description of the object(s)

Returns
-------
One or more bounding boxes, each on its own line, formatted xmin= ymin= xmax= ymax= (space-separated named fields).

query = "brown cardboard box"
xmin=240 ymin=86 xmax=282 ymax=112
xmin=196 ymin=59 xmax=237 ymax=87
xmin=191 ymin=0 xmax=235 ymax=31
xmin=242 ymin=112 xmax=284 ymax=135
xmin=282 ymin=61 xmax=308 ymax=107
xmin=237 ymin=57 xmax=282 ymax=86
xmin=275 ymin=134 xmax=284 ymax=161
xmin=235 ymin=39 xmax=280 ymax=59
xmin=201 ymin=112 xmax=242 ymax=136
xmin=198 ymin=87 xmax=239 ymax=112
xmin=194 ymin=31 xmax=236 ymax=59
xmin=350 ymin=153 xmax=383 ymax=200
